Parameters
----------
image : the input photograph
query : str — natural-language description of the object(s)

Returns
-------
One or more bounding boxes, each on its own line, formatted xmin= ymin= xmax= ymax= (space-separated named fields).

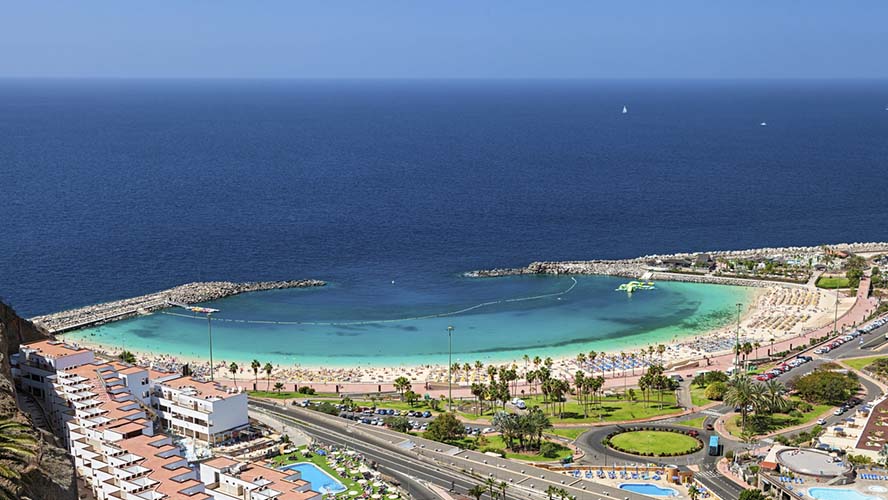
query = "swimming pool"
xmin=807 ymin=488 xmax=883 ymax=500
xmin=282 ymin=463 xmax=347 ymax=494
xmin=618 ymin=483 xmax=678 ymax=497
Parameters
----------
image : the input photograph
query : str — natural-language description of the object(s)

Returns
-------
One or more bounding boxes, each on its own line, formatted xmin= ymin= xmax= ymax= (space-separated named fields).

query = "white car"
xmin=816 ymin=418 xmax=827 ymax=425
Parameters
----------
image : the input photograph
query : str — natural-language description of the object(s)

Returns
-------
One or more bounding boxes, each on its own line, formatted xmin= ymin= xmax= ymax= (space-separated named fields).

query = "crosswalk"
xmin=695 ymin=470 xmax=720 ymax=479
xmin=701 ymin=409 xmax=725 ymax=417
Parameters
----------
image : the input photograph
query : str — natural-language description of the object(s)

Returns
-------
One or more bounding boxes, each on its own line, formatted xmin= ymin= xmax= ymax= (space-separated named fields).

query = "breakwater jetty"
xmin=465 ymin=241 xmax=888 ymax=285
xmin=30 ymin=280 xmax=325 ymax=333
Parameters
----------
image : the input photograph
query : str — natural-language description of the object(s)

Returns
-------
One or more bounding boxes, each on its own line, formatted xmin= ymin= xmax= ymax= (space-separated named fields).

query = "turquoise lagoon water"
xmin=618 ymin=483 xmax=679 ymax=496
xmin=63 ymin=275 xmax=752 ymax=368
xmin=281 ymin=463 xmax=346 ymax=494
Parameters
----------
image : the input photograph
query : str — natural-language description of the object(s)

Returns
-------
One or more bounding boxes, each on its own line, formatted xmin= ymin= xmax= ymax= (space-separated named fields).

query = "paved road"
xmin=250 ymin=400 xmax=655 ymax=500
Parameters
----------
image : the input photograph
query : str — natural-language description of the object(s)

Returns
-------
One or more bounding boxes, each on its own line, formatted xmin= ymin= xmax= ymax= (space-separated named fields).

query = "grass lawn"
xmin=609 ymin=431 xmax=700 ymax=456
xmin=817 ymin=276 xmax=851 ymax=289
xmin=844 ymin=356 xmax=886 ymax=372
xmin=690 ymin=387 xmax=712 ymax=407
xmin=547 ymin=427 xmax=589 ymax=440
xmin=449 ymin=434 xmax=572 ymax=462
xmin=521 ymin=392 xmax=682 ymax=424
xmin=680 ymin=416 xmax=707 ymax=429
xmin=724 ymin=398 xmax=832 ymax=437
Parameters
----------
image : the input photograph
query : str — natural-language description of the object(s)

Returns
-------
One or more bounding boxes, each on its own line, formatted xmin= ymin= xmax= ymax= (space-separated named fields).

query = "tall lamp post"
xmin=447 ymin=325 xmax=454 ymax=412
xmin=207 ymin=312 xmax=215 ymax=382
xmin=169 ymin=302 xmax=219 ymax=381
xmin=734 ymin=303 xmax=742 ymax=370
xmin=833 ymin=286 xmax=840 ymax=337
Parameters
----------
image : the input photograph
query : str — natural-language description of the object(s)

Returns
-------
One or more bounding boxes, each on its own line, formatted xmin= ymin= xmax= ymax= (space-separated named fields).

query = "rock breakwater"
xmin=466 ymin=241 xmax=888 ymax=283
xmin=31 ymin=279 xmax=325 ymax=333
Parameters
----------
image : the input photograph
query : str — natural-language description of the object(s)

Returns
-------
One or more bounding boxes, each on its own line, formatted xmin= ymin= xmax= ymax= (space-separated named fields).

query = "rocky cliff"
xmin=0 ymin=301 xmax=77 ymax=500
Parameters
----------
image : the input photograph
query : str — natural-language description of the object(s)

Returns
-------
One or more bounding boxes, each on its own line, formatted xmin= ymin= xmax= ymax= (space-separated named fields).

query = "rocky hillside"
xmin=0 ymin=301 xmax=77 ymax=500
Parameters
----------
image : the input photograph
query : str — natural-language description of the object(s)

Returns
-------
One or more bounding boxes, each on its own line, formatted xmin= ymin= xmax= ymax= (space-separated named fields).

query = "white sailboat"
xmin=760 ymin=122 xmax=767 ymax=126
xmin=622 ymin=105 xmax=628 ymax=114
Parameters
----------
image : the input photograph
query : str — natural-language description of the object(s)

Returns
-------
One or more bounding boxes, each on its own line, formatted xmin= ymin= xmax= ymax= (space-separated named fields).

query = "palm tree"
xmin=724 ymin=375 xmax=756 ymax=430
xmin=688 ymin=484 xmax=701 ymax=500
xmin=273 ymin=382 xmax=284 ymax=394
xmin=251 ymin=359 xmax=260 ymax=389
xmin=0 ymin=419 xmax=37 ymax=487
xmin=393 ymin=376 xmax=411 ymax=401
xmin=762 ymin=379 xmax=789 ymax=413
xmin=620 ymin=351 xmax=628 ymax=397
xmin=468 ymin=484 xmax=486 ymax=500
xmin=546 ymin=485 xmax=558 ymax=500
xmin=588 ymin=350 xmax=597 ymax=375
xmin=576 ymin=352 xmax=587 ymax=368
xmin=499 ymin=481 xmax=508 ymax=500
xmin=629 ymin=352 xmax=638 ymax=375
xmin=264 ymin=362 xmax=273 ymax=392
xmin=229 ymin=362 xmax=239 ymax=388
xmin=484 ymin=477 xmax=497 ymax=499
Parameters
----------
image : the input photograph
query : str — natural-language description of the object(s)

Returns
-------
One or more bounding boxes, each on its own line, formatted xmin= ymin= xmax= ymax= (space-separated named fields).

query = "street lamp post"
xmin=207 ymin=313 xmax=215 ymax=382
xmin=734 ymin=303 xmax=742 ymax=370
xmin=833 ymin=286 xmax=840 ymax=337
xmin=447 ymin=326 xmax=454 ymax=412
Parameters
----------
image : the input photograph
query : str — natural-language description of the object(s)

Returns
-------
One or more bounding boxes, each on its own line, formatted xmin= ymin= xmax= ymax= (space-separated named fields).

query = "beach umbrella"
xmin=357 ymin=479 xmax=368 ymax=485
xmin=372 ymin=495 xmax=381 ymax=499
xmin=387 ymin=495 xmax=398 ymax=499
xmin=348 ymin=491 xmax=359 ymax=496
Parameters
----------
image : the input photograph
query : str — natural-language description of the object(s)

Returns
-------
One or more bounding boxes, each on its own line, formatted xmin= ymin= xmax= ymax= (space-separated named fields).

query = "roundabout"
xmin=606 ymin=429 xmax=703 ymax=457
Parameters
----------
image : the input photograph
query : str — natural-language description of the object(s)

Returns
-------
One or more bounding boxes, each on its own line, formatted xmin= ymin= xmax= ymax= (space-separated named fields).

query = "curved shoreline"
xmin=30 ymin=279 xmax=325 ymax=333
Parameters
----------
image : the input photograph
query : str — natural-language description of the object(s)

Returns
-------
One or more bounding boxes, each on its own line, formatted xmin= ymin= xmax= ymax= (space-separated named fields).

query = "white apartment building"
xmin=52 ymin=359 xmax=210 ymax=500
xmin=150 ymin=373 xmax=249 ymax=446
xmin=200 ymin=456 xmax=321 ymax=500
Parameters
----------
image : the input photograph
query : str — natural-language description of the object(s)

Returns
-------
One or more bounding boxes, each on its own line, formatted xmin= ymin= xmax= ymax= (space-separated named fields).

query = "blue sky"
xmin=1 ymin=1 xmax=886 ymax=78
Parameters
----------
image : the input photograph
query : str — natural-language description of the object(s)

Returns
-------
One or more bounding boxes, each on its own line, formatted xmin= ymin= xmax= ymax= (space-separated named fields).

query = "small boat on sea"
xmin=616 ymin=281 xmax=655 ymax=293
xmin=622 ymin=105 xmax=628 ymax=114
xmin=760 ymin=122 xmax=768 ymax=126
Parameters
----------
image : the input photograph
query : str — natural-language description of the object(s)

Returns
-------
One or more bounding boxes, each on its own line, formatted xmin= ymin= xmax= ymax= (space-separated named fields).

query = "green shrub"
xmin=539 ymin=442 xmax=561 ymax=458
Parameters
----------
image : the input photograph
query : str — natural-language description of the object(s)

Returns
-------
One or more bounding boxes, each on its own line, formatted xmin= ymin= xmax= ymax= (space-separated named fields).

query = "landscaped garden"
xmin=816 ymin=276 xmax=851 ymax=289
xmin=520 ymin=392 xmax=683 ymax=424
xmin=843 ymin=356 xmax=887 ymax=372
xmin=680 ymin=416 xmax=707 ymax=429
xmin=723 ymin=397 xmax=832 ymax=437
xmin=271 ymin=446 xmax=403 ymax=499
xmin=606 ymin=429 xmax=702 ymax=457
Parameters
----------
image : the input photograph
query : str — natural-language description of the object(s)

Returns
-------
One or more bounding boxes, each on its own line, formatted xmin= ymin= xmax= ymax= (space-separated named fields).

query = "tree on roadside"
xmin=251 ymin=359 xmax=260 ymax=389
xmin=688 ymin=484 xmax=701 ymax=500
xmin=273 ymin=382 xmax=284 ymax=394
xmin=468 ymin=484 xmax=485 ymax=500
xmin=425 ymin=412 xmax=465 ymax=443
xmin=229 ymin=362 xmax=239 ymax=388
xmin=471 ymin=383 xmax=486 ymax=415
xmin=393 ymin=376 xmax=411 ymax=401
xmin=404 ymin=390 xmax=418 ymax=407
xmin=263 ymin=362 xmax=273 ymax=391
xmin=739 ymin=490 xmax=767 ymax=500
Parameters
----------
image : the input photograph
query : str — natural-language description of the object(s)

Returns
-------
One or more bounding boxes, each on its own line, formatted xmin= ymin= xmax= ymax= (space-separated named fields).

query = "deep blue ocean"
xmin=3 ymin=79 xmax=888 ymax=319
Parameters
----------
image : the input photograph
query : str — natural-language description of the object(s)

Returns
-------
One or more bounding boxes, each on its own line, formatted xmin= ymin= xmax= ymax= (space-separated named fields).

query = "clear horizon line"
xmin=1 ymin=75 xmax=887 ymax=82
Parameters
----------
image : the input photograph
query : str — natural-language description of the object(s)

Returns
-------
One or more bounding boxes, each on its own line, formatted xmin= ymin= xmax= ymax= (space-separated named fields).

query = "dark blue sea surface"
xmin=2 ymin=79 xmax=887 ymax=317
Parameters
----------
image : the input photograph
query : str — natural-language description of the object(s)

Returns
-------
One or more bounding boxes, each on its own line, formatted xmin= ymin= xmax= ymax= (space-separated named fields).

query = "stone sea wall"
xmin=465 ymin=241 xmax=888 ymax=282
xmin=31 ymin=279 xmax=325 ymax=333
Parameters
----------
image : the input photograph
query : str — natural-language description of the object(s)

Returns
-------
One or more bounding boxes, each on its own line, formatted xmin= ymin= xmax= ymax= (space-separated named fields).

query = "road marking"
xmin=702 ymin=410 xmax=725 ymax=417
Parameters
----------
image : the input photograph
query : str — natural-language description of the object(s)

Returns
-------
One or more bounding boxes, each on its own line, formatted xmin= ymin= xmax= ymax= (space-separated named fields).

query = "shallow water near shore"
xmin=64 ymin=275 xmax=752 ymax=367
